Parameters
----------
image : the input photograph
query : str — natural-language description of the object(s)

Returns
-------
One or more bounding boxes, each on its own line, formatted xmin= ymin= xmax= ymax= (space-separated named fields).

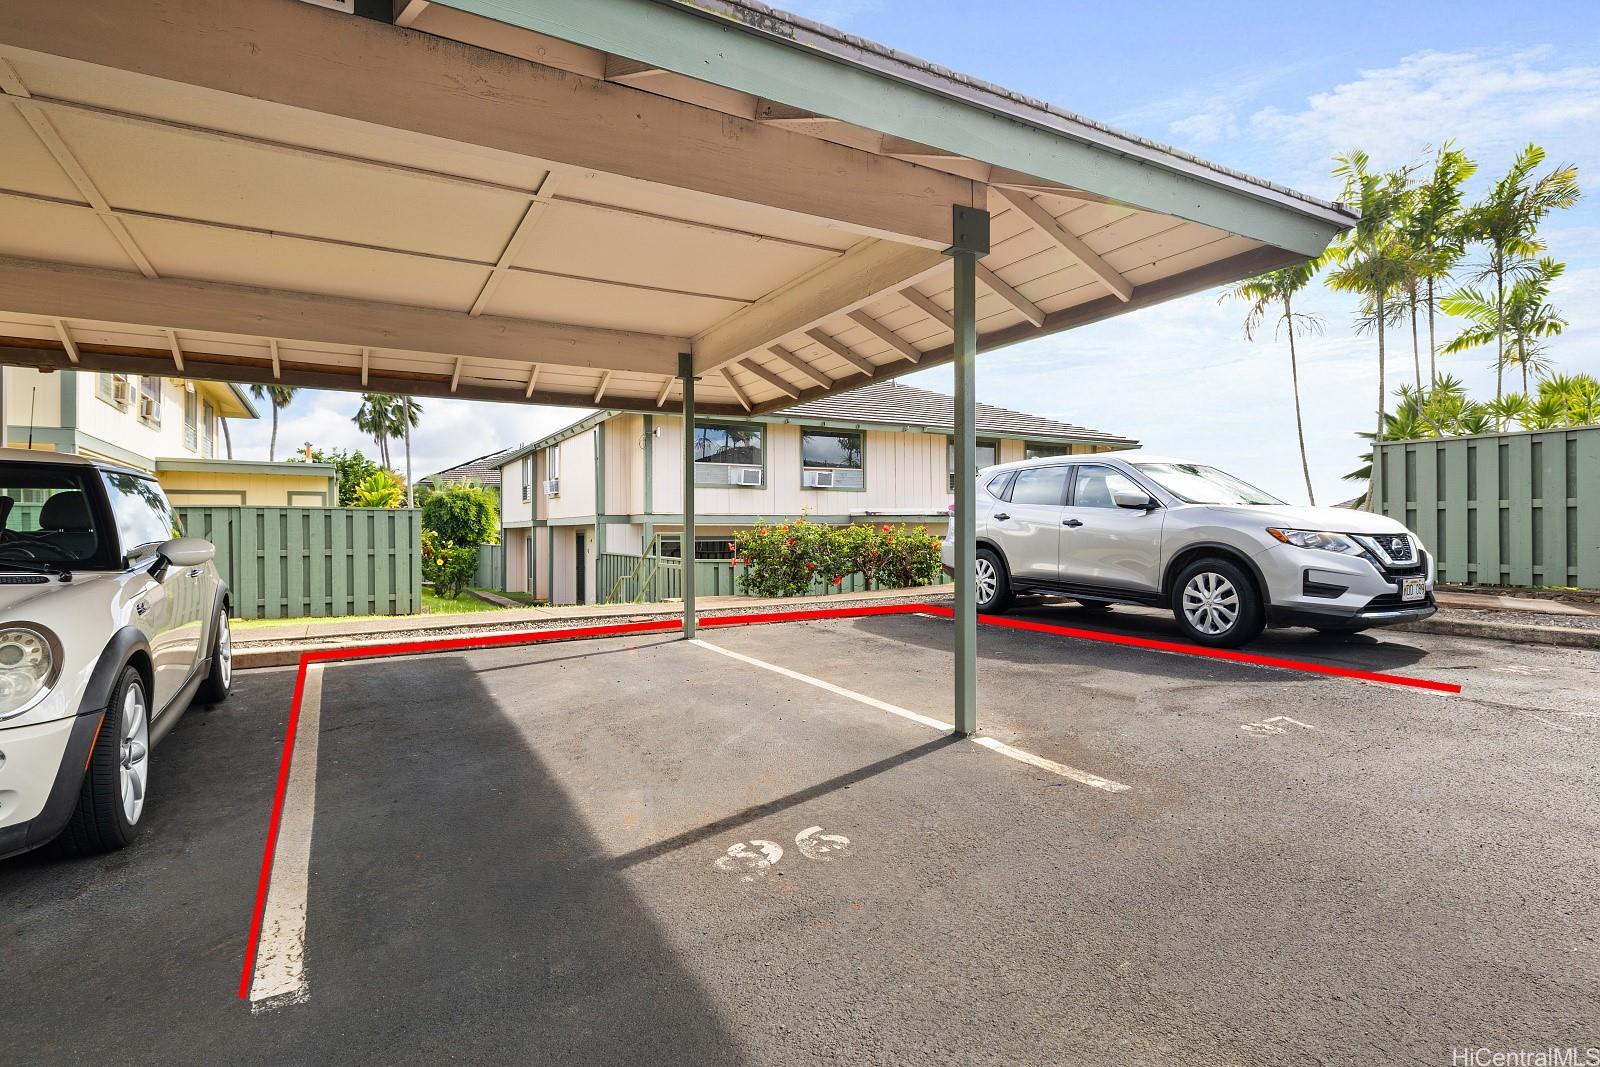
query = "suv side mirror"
xmin=1113 ymin=489 xmax=1156 ymax=511
xmin=158 ymin=537 xmax=215 ymax=568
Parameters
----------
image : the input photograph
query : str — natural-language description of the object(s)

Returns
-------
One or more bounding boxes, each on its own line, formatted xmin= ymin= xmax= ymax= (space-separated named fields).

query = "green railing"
xmin=177 ymin=505 xmax=422 ymax=619
xmin=594 ymin=551 xmax=943 ymax=604
xmin=1375 ymin=424 xmax=1600 ymax=589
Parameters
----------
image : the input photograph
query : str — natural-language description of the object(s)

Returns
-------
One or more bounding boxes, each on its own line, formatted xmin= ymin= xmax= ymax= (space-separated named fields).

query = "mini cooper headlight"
xmin=0 ymin=625 xmax=60 ymax=720
xmin=1266 ymin=529 xmax=1365 ymax=556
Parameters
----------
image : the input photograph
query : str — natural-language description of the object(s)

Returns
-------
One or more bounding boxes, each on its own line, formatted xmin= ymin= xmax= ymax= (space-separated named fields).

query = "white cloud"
xmin=1248 ymin=47 xmax=1600 ymax=191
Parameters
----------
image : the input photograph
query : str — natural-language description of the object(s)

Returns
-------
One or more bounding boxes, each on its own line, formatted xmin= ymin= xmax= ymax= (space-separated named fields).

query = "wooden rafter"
xmin=593 ymin=369 xmax=612 ymax=403
xmin=164 ymin=328 xmax=185 ymax=371
xmin=804 ymin=328 xmax=875 ymax=378
xmin=898 ymin=287 xmax=954 ymax=330
xmin=975 ymin=263 xmax=1046 ymax=327
xmin=993 ymin=187 xmax=1133 ymax=303
xmin=766 ymin=344 xmax=831 ymax=389
xmin=736 ymin=358 xmax=800 ymax=399
xmin=846 ymin=310 xmax=920 ymax=364
xmin=721 ymin=367 xmax=752 ymax=411
xmin=524 ymin=363 xmax=541 ymax=398
xmin=655 ymin=375 xmax=676 ymax=408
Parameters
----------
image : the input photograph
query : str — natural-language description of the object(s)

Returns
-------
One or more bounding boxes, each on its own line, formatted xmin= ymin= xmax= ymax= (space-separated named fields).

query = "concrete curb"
xmin=1398 ymin=616 xmax=1600 ymax=650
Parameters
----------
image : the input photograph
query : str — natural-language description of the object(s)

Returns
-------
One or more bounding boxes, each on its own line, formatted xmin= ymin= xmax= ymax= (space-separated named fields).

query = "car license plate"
xmin=1400 ymin=577 xmax=1425 ymax=602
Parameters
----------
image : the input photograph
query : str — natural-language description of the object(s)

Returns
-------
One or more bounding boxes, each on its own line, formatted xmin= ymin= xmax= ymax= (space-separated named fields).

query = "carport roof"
xmin=0 ymin=0 xmax=1355 ymax=417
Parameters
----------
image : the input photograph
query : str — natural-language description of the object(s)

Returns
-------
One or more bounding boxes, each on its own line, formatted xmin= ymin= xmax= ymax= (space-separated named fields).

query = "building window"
xmin=96 ymin=373 xmax=130 ymax=411
xmin=137 ymin=376 xmax=162 ymax=427
xmin=183 ymin=389 xmax=198 ymax=452
xmin=948 ymin=439 xmax=999 ymax=491
xmin=800 ymin=429 xmax=864 ymax=490
xmin=521 ymin=456 xmax=532 ymax=502
xmin=658 ymin=536 xmax=736 ymax=561
xmin=694 ymin=422 xmax=764 ymax=487
xmin=202 ymin=401 xmax=216 ymax=458
xmin=1025 ymin=443 xmax=1073 ymax=460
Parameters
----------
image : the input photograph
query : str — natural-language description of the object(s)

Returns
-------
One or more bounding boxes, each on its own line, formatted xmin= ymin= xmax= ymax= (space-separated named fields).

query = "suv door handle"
xmin=992 ymin=512 xmax=1010 ymax=521
xmin=1063 ymin=518 xmax=1084 ymax=527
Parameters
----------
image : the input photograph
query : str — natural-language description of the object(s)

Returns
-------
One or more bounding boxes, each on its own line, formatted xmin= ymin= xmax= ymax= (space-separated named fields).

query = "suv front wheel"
xmin=1171 ymin=557 xmax=1264 ymax=648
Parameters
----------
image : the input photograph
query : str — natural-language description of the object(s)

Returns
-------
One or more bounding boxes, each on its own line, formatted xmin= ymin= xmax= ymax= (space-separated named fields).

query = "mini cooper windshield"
xmin=0 ymin=464 xmax=107 ymax=571
xmin=1131 ymin=462 xmax=1283 ymax=506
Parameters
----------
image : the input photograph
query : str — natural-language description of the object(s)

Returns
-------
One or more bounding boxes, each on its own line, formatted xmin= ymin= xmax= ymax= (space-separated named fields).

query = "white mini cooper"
xmin=0 ymin=449 xmax=231 ymax=860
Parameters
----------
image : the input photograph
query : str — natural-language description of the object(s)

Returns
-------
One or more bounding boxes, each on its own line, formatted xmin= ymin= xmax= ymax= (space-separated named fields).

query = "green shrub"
xmin=421 ymin=528 xmax=478 ymax=599
xmin=731 ymin=519 xmax=847 ymax=598
xmin=732 ymin=520 xmax=944 ymax=597
xmin=422 ymin=479 xmax=498 ymax=546
xmin=351 ymin=469 xmax=403 ymax=508
xmin=876 ymin=524 xmax=945 ymax=588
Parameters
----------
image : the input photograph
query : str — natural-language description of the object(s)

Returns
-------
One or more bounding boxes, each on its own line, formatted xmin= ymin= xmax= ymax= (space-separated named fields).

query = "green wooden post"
xmin=946 ymin=204 xmax=987 ymax=737
xmin=680 ymin=353 xmax=697 ymax=638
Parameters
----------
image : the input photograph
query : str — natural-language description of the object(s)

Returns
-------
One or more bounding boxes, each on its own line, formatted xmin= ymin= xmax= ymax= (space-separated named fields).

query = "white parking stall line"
xmin=249 ymin=663 xmax=325 ymax=1011
xmin=689 ymin=639 xmax=1129 ymax=794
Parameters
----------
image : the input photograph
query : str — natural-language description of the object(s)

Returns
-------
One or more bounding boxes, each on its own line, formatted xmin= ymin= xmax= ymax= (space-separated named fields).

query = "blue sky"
xmin=239 ymin=0 xmax=1600 ymax=504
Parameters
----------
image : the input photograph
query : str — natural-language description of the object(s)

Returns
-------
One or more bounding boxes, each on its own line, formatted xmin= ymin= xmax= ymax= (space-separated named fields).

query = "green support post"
xmin=946 ymin=204 xmax=989 ymax=737
xmin=679 ymin=353 xmax=697 ymax=638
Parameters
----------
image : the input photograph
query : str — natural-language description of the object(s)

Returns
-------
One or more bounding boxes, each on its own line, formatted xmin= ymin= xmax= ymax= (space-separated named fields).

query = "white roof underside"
xmin=0 ymin=0 xmax=1352 ymax=417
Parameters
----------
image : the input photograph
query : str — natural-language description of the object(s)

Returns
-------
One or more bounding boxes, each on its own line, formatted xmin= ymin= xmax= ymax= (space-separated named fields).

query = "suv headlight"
xmin=1267 ymin=529 xmax=1365 ymax=556
xmin=0 ymin=625 xmax=60 ymax=720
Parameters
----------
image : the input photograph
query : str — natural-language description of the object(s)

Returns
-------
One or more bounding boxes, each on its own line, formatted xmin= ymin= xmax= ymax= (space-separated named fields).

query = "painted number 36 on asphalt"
xmin=714 ymin=826 xmax=852 ymax=882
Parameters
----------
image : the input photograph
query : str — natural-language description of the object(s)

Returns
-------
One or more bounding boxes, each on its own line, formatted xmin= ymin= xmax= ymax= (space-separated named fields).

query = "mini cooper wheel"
xmin=975 ymin=547 xmax=1014 ymax=614
xmin=196 ymin=607 xmax=233 ymax=705
xmin=52 ymin=665 xmax=149 ymax=857
xmin=1171 ymin=557 xmax=1264 ymax=648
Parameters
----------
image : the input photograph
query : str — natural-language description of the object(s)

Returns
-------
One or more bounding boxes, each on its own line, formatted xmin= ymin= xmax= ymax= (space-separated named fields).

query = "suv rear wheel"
xmin=975 ymin=547 xmax=1013 ymax=614
xmin=1171 ymin=557 xmax=1264 ymax=648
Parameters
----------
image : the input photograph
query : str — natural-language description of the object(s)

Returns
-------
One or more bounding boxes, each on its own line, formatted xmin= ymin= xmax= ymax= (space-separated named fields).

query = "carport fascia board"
xmin=441 ymin=0 xmax=1355 ymax=256
xmin=0 ymin=0 xmax=971 ymax=250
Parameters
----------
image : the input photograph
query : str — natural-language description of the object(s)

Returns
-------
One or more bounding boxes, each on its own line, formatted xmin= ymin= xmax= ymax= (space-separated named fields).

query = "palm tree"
xmin=391 ymin=396 xmax=423 ymax=506
xmin=1220 ymin=259 xmax=1322 ymax=504
xmin=1537 ymin=373 xmax=1600 ymax=427
xmin=1442 ymin=257 xmax=1566 ymax=394
xmin=1401 ymin=143 xmax=1476 ymax=381
xmin=1451 ymin=144 xmax=1580 ymax=398
xmin=354 ymin=393 xmax=396 ymax=468
xmin=1484 ymin=393 xmax=1530 ymax=431
xmin=248 ymin=385 xmax=298 ymax=461
xmin=1325 ymin=152 xmax=1414 ymax=510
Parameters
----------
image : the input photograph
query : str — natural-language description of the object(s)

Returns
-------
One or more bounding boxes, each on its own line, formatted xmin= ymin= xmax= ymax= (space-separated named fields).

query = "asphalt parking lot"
xmin=3 ymin=605 xmax=1597 ymax=1065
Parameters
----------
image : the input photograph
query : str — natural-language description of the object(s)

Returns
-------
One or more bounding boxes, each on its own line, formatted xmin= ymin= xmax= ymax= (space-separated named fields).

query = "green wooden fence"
xmin=177 ymin=505 xmax=422 ymax=619
xmin=1375 ymin=425 xmax=1600 ymax=589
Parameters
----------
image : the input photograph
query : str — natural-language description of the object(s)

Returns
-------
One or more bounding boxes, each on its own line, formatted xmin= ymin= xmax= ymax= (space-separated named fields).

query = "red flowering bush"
xmin=732 ymin=519 xmax=944 ymax=597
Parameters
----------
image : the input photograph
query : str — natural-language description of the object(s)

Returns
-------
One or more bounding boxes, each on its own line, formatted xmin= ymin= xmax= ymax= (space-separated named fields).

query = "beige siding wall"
xmin=4 ymin=367 xmax=63 ymax=432
xmin=160 ymin=470 xmax=333 ymax=506
xmin=546 ymin=432 xmax=597 ymax=520
xmin=500 ymin=452 xmax=534 ymax=525
xmin=503 ymin=527 xmax=530 ymax=593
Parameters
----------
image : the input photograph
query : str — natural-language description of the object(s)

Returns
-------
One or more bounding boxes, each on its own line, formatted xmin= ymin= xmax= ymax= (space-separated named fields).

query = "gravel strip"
xmin=1433 ymin=607 xmax=1600 ymax=632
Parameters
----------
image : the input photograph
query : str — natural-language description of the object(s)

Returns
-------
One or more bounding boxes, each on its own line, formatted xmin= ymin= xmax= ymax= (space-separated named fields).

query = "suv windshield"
xmin=1133 ymin=462 xmax=1283 ymax=506
xmin=0 ymin=464 xmax=106 ymax=569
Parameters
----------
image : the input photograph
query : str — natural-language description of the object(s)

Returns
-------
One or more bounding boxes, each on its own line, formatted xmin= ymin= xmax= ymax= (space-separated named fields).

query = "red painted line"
xmin=917 ymin=605 xmax=1461 ymax=694
xmin=237 ymin=656 xmax=309 ymax=999
xmin=238 ymin=597 xmax=1455 ymax=997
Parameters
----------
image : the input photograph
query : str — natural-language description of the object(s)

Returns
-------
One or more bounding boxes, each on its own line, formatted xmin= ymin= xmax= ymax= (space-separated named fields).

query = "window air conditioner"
xmin=803 ymin=469 xmax=834 ymax=488
xmin=543 ymin=478 xmax=560 ymax=498
xmin=735 ymin=467 xmax=763 ymax=486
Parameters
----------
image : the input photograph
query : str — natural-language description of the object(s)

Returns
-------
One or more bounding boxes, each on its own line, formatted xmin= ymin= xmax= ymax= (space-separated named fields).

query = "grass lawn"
xmin=234 ymin=588 xmax=529 ymax=630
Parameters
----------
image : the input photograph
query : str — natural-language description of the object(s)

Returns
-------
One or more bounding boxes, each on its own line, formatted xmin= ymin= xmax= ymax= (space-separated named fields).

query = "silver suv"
xmin=941 ymin=452 xmax=1436 ymax=647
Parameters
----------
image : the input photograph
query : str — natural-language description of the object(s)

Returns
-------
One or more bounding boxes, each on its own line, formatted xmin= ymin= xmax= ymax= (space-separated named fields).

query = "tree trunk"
xmin=1285 ymin=294 xmax=1315 ymax=506
xmin=221 ymin=417 xmax=233 ymax=459
xmin=1409 ymin=290 xmax=1422 ymax=390
xmin=1494 ymin=268 xmax=1506 ymax=400
xmin=269 ymin=407 xmax=279 ymax=462
xmin=1369 ymin=294 xmax=1386 ymax=512
xmin=1425 ymin=275 xmax=1437 ymax=383
xmin=404 ymin=418 xmax=414 ymax=507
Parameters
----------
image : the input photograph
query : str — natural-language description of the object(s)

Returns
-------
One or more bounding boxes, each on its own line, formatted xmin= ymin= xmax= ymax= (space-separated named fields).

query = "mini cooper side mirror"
xmin=1113 ymin=490 xmax=1156 ymax=511
xmin=158 ymin=537 xmax=215 ymax=568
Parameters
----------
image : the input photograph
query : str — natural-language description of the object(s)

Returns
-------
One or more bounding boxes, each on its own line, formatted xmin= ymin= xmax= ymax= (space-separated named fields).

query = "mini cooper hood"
xmin=0 ymin=571 xmax=116 ymax=617
xmin=1198 ymin=504 xmax=1414 ymax=536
